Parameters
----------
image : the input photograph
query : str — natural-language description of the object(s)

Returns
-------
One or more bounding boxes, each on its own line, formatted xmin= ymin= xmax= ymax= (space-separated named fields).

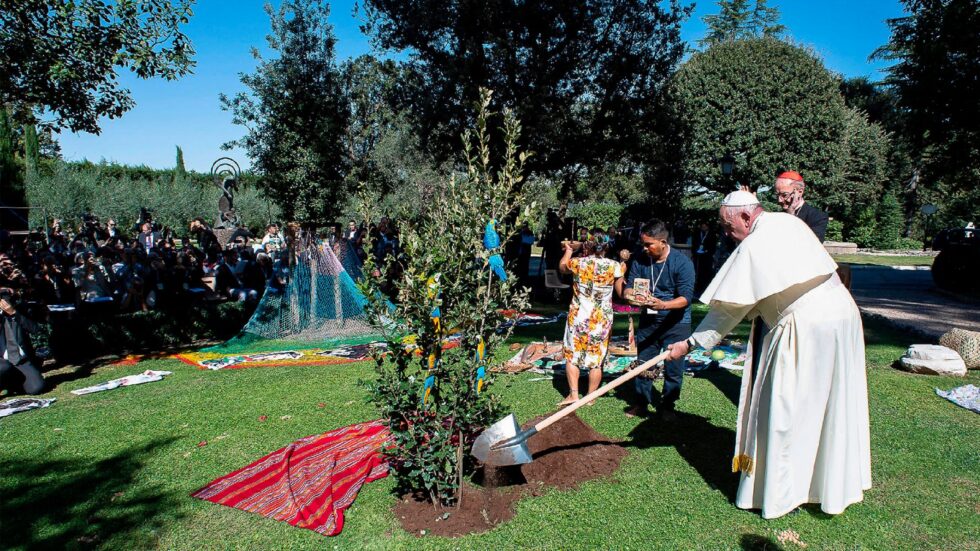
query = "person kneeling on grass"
xmin=558 ymin=232 xmax=624 ymax=406
xmin=0 ymin=290 xmax=45 ymax=396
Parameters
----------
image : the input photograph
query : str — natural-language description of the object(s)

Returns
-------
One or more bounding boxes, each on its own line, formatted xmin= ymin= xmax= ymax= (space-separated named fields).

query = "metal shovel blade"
xmin=471 ymin=413 xmax=533 ymax=466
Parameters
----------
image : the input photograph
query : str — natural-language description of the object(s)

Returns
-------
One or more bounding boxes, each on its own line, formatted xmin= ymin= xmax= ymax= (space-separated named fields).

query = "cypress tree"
xmin=175 ymin=145 xmax=187 ymax=182
xmin=874 ymin=190 xmax=904 ymax=249
xmin=24 ymin=123 xmax=39 ymax=181
xmin=0 ymin=109 xmax=25 ymax=229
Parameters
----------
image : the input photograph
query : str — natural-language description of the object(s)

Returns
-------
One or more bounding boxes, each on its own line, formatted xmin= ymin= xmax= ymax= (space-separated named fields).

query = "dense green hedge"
xmin=26 ymin=160 xmax=279 ymax=235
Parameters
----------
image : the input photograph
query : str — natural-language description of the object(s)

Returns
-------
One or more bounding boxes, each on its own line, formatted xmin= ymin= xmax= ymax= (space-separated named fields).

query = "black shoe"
xmin=657 ymin=409 xmax=678 ymax=423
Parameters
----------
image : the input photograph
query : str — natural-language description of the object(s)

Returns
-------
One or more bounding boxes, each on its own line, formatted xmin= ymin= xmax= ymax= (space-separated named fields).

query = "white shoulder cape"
xmin=700 ymin=212 xmax=838 ymax=306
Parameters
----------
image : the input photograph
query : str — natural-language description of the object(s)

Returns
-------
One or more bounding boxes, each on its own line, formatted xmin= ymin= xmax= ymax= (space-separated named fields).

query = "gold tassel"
xmin=732 ymin=454 xmax=754 ymax=475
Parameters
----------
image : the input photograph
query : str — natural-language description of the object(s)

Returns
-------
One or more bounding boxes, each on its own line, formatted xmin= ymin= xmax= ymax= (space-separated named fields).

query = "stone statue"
xmin=215 ymin=175 xmax=240 ymax=229
xmin=210 ymin=158 xmax=243 ymax=230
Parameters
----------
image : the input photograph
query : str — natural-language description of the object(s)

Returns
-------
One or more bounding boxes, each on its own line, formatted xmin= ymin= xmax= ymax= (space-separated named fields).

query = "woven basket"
xmin=939 ymin=328 xmax=980 ymax=369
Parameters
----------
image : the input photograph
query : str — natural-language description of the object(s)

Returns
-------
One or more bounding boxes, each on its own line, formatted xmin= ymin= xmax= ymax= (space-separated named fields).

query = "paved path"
xmin=849 ymin=265 xmax=980 ymax=340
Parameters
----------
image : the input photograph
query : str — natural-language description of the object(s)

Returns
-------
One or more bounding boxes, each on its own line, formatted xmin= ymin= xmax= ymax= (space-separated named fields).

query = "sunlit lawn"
xmin=832 ymin=253 xmax=935 ymax=267
xmin=1 ymin=308 xmax=977 ymax=550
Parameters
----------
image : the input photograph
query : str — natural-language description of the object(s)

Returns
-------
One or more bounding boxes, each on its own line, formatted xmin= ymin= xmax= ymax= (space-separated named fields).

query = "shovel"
xmin=472 ymin=350 xmax=670 ymax=466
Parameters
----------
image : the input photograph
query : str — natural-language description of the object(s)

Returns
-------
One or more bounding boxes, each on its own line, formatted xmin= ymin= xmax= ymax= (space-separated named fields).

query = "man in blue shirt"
xmin=616 ymin=219 xmax=695 ymax=420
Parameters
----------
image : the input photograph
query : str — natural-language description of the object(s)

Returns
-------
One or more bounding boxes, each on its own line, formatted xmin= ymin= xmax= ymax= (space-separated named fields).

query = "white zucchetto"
xmin=721 ymin=190 xmax=760 ymax=207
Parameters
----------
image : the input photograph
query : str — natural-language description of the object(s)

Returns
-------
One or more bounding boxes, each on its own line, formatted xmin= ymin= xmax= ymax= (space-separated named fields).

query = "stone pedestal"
xmin=824 ymin=241 xmax=858 ymax=255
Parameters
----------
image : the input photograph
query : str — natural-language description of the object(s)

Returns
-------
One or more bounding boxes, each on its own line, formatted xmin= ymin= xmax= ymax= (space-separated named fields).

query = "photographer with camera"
xmin=71 ymin=252 xmax=112 ymax=303
xmin=0 ymin=290 xmax=45 ymax=395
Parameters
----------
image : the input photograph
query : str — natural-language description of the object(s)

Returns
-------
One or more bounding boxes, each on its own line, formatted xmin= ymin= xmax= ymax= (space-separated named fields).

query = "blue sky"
xmin=56 ymin=0 xmax=906 ymax=172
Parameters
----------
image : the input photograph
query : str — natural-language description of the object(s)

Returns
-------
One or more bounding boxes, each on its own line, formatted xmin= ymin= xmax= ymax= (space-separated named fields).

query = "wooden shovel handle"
xmin=533 ymin=350 xmax=672 ymax=434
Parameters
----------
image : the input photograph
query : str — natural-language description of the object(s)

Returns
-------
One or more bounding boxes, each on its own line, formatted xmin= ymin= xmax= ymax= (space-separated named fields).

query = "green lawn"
xmin=1 ymin=313 xmax=977 ymax=550
xmin=832 ymin=253 xmax=935 ymax=267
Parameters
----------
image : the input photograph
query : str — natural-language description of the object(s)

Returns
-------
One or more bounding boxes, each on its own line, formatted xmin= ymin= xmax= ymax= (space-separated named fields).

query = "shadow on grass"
xmin=861 ymin=314 xmax=919 ymax=347
xmin=624 ymin=411 xmax=739 ymax=503
xmin=696 ymin=367 xmax=742 ymax=407
xmin=740 ymin=534 xmax=786 ymax=550
xmin=0 ymin=437 xmax=183 ymax=549
xmin=40 ymin=342 xmax=208 ymax=393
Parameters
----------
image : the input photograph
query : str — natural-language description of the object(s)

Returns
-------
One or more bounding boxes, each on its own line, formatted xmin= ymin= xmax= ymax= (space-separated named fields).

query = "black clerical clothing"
xmin=794 ymin=202 xmax=829 ymax=243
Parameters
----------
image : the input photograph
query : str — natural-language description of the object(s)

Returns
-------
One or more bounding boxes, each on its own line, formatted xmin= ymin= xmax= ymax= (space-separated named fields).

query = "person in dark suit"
xmin=137 ymin=221 xmax=162 ymax=253
xmin=189 ymin=218 xmax=221 ymax=263
xmin=0 ymin=291 xmax=45 ymax=395
xmin=774 ymin=171 xmax=829 ymax=243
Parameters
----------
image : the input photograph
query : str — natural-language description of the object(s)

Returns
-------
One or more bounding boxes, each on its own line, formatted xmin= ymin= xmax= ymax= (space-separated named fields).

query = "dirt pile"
xmin=393 ymin=413 xmax=628 ymax=537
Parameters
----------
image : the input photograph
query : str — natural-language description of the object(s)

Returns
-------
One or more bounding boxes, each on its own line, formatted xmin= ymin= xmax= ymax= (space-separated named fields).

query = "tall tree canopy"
xmin=221 ymin=0 xmax=349 ymax=222
xmin=874 ymin=0 xmax=979 ymax=197
xmin=360 ymin=0 xmax=691 ymax=197
xmin=0 ymin=0 xmax=196 ymax=133
xmin=699 ymin=0 xmax=784 ymax=47
xmin=668 ymin=38 xmax=889 ymax=225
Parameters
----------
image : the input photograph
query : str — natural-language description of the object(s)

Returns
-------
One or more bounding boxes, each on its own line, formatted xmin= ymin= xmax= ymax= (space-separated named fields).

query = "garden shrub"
xmin=567 ymin=201 xmax=623 ymax=230
xmin=847 ymin=205 xmax=877 ymax=248
xmin=358 ymin=90 xmax=538 ymax=505
xmin=825 ymin=219 xmax=844 ymax=241
xmin=873 ymin=191 xmax=904 ymax=249
xmin=895 ymin=237 xmax=923 ymax=250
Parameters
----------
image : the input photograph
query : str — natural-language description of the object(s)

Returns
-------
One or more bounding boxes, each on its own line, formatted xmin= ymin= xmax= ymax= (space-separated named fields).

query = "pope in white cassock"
xmin=666 ymin=190 xmax=871 ymax=519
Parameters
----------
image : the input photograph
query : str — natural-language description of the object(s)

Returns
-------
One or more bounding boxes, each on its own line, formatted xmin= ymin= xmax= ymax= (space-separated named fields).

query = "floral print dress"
xmin=563 ymin=256 xmax=624 ymax=370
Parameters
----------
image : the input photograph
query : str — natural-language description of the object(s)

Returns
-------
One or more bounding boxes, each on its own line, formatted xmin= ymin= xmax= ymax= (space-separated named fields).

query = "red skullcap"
xmin=777 ymin=170 xmax=804 ymax=183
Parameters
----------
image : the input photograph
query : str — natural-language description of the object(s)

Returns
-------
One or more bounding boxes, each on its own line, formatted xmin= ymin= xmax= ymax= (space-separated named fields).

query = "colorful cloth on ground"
xmin=936 ymin=384 xmax=980 ymax=414
xmin=71 ymin=370 xmax=173 ymax=395
xmin=0 ymin=397 xmax=55 ymax=418
xmin=563 ymin=256 xmax=624 ymax=370
xmin=191 ymin=420 xmax=390 ymax=537
xmin=686 ymin=344 xmax=747 ymax=371
xmin=178 ymin=338 xmax=460 ymax=370
xmin=496 ymin=311 xmax=567 ymax=331
xmin=177 ymin=349 xmax=366 ymax=370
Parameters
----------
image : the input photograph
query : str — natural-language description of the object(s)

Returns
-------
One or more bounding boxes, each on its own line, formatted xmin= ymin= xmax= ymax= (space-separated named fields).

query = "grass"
xmin=832 ymin=254 xmax=935 ymax=267
xmin=1 ymin=311 xmax=977 ymax=550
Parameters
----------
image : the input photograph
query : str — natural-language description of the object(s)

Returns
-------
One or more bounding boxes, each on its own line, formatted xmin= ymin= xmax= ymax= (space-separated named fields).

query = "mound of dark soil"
xmin=393 ymin=413 xmax=628 ymax=537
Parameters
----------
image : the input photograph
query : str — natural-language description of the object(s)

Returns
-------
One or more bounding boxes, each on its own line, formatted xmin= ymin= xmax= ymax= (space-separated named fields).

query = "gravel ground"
xmin=849 ymin=265 xmax=980 ymax=340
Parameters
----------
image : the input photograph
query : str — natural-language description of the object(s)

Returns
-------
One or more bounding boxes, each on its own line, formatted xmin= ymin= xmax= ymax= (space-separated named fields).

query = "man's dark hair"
xmin=192 ymin=217 xmax=206 ymax=225
xmin=639 ymin=219 xmax=669 ymax=240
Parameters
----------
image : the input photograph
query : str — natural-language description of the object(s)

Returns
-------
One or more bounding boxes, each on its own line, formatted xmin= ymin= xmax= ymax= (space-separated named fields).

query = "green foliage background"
xmin=567 ymin=201 xmax=624 ymax=230
xmin=25 ymin=161 xmax=279 ymax=235
xmin=220 ymin=0 xmax=349 ymax=222
xmin=358 ymin=92 xmax=539 ymax=505
xmin=668 ymin=38 xmax=892 ymax=237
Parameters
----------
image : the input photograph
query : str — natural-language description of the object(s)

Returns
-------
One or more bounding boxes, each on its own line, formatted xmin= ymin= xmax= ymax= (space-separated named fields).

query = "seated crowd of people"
xmin=0 ymin=214 xmax=294 ymax=315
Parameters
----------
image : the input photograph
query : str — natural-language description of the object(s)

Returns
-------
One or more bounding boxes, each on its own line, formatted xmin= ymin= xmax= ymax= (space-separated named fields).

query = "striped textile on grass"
xmin=192 ymin=420 xmax=390 ymax=536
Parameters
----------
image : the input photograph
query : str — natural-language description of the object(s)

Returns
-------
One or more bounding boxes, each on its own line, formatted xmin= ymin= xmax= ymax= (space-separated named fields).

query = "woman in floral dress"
xmin=558 ymin=231 xmax=625 ymax=406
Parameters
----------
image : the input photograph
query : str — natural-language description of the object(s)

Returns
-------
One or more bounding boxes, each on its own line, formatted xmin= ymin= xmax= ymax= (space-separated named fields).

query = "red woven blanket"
xmin=191 ymin=420 xmax=390 ymax=536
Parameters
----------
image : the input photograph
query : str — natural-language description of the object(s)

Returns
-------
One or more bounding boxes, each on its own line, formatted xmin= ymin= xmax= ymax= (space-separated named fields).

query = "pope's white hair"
xmin=721 ymin=204 xmax=763 ymax=222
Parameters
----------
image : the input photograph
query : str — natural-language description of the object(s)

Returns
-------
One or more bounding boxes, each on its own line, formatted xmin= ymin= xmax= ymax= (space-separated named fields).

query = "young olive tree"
xmin=358 ymin=90 xmax=538 ymax=505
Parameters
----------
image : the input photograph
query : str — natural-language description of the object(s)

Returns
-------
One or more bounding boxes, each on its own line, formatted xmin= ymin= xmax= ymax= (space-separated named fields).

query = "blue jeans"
xmin=633 ymin=320 xmax=691 ymax=411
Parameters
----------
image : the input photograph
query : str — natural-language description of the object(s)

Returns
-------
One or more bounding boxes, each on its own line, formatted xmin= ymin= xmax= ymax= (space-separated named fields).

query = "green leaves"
xmin=669 ymin=37 xmax=889 ymax=227
xmin=358 ymin=90 xmax=539 ymax=505
xmin=360 ymin=0 xmax=690 ymax=198
xmin=0 ymin=0 xmax=196 ymax=133
xmin=221 ymin=0 xmax=348 ymax=222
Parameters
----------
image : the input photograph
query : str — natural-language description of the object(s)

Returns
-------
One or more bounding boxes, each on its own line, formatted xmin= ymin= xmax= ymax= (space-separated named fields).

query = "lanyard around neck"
xmin=649 ymin=245 xmax=670 ymax=292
